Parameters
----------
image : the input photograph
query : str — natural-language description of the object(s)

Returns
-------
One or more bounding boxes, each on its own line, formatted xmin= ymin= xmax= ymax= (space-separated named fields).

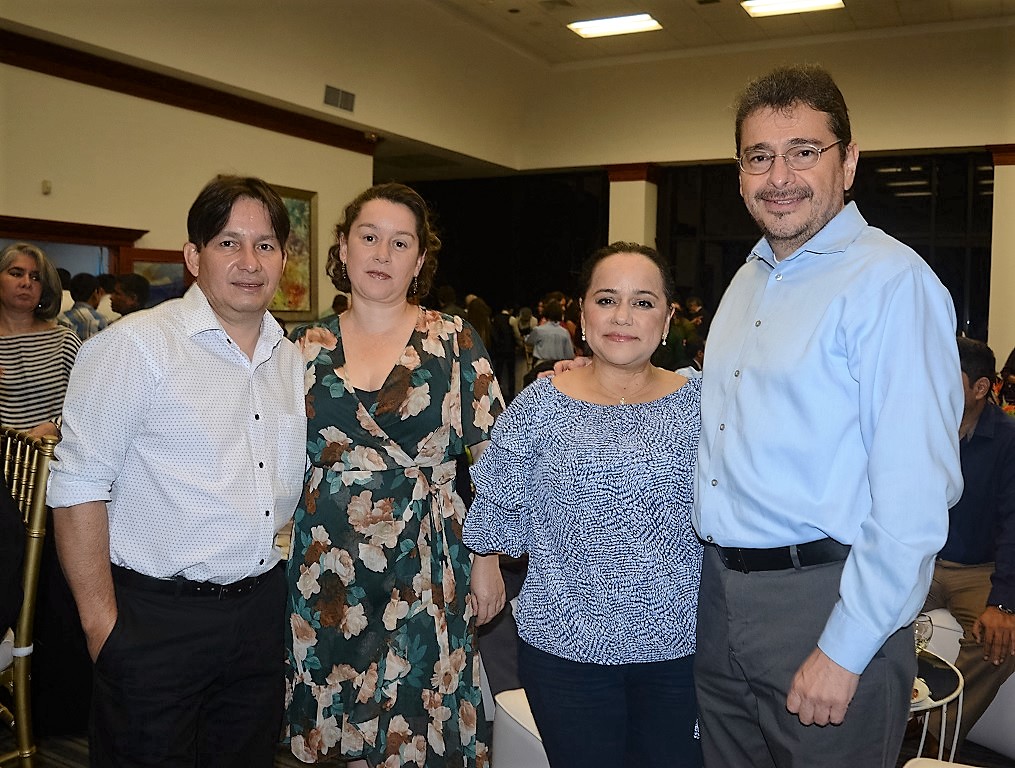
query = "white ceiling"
xmin=375 ymin=0 xmax=1015 ymax=180
xmin=428 ymin=0 xmax=1015 ymax=66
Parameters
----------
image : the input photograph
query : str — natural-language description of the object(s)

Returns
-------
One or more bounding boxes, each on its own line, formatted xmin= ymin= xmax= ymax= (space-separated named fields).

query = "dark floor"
xmin=2 ymin=731 xmax=1013 ymax=767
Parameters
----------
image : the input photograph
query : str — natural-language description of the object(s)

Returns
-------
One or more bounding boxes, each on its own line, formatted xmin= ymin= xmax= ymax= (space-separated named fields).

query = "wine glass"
xmin=914 ymin=613 xmax=934 ymax=655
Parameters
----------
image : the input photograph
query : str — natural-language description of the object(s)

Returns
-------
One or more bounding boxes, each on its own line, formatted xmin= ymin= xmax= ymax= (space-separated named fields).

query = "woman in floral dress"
xmin=285 ymin=183 xmax=505 ymax=767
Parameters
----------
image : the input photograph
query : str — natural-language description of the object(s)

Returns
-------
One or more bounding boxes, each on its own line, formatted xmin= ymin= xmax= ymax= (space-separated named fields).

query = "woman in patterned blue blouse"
xmin=464 ymin=242 xmax=703 ymax=768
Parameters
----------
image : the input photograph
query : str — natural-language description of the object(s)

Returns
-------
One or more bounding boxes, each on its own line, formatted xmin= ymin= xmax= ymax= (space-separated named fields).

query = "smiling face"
xmin=339 ymin=198 xmax=424 ymax=306
xmin=0 ymin=252 xmax=44 ymax=317
xmin=581 ymin=252 xmax=673 ymax=369
xmin=183 ymin=196 xmax=285 ymax=334
xmin=738 ymin=102 xmax=858 ymax=261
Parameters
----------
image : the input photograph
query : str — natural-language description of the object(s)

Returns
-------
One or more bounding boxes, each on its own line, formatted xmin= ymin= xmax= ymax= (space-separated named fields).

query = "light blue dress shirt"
xmin=694 ymin=202 xmax=963 ymax=674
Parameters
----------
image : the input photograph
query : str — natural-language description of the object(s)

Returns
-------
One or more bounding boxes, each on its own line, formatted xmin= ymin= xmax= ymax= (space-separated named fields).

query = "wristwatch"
xmin=992 ymin=604 xmax=1015 ymax=615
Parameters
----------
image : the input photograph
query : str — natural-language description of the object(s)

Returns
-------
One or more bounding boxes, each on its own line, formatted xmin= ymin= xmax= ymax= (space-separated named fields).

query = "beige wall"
xmin=608 ymin=181 xmax=658 ymax=247
xmin=0 ymin=65 xmax=372 ymax=315
xmin=2 ymin=6 xmax=1014 ymax=342
xmin=990 ymin=164 xmax=1015 ymax=363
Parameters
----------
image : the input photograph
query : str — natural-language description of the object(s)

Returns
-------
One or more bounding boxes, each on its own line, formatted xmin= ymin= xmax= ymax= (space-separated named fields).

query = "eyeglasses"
xmin=736 ymin=140 xmax=843 ymax=175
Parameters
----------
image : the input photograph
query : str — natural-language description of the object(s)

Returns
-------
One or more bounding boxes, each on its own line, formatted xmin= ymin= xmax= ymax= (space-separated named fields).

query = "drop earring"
xmin=581 ymin=327 xmax=586 ymax=341
xmin=341 ymin=261 xmax=348 ymax=281
xmin=660 ymin=333 xmax=667 ymax=346
xmin=412 ymin=275 xmax=418 ymax=295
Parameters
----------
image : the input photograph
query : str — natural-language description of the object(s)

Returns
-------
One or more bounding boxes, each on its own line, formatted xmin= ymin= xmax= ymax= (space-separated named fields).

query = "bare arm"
xmin=466 ymin=440 xmax=506 ymax=625
xmin=53 ymin=501 xmax=118 ymax=661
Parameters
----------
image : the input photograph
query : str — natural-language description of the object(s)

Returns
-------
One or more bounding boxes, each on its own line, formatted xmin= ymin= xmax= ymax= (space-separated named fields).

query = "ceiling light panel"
xmin=741 ymin=0 xmax=845 ymax=18
xmin=567 ymin=13 xmax=663 ymax=38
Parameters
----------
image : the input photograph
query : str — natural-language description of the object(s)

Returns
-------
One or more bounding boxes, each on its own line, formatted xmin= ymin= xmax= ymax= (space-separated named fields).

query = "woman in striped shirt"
xmin=0 ymin=242 xmax=80 ymax=437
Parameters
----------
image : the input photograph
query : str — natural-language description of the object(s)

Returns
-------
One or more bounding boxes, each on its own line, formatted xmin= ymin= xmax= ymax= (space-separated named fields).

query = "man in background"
xmin=58 ymin=272 xmax=107 ymax=340
xmin=96 ymin=273 xmax=121 ymax=323
xmin=923 ymin=337 xmax=1015 ymax=749
xmin=49 ymin=176 xmax=306 ymax=767
xmin=110 ymin=272 xmax=150 ymax=315
xmin=693 ymin=64 xmax=962 ymax=767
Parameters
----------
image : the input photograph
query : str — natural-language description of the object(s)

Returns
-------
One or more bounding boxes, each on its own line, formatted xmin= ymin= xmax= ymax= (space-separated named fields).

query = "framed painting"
xmin=270 ymin=184 xmax=318 ymax=321
xmin=119 ymin=247 xmax=193 ymax=307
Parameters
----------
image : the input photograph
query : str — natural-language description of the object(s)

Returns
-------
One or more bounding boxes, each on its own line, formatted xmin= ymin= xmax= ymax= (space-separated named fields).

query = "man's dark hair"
xmin=69 ymin=272 xmax=100 ymax=302
xmin=117 ymin=273 xmax=150 ymax=309
xmin=734 ymin=64 xmax=851 ymax=158
xmin=542 ymin=300 xmax=564 ymax=323
xmin=57 ymin=267 xmax=72 ymax=290
xmin=187 ymin=176 xmax=290 ymax=252
xmin=97 ymin=273 xmax=117 ymax=293
xmin=957 ymin=337 xmax=996 ymax=386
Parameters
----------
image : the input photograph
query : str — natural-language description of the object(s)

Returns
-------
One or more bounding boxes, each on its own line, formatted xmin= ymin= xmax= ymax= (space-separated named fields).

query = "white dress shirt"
xmin=49 ymin=285 xmax=306 ymax=583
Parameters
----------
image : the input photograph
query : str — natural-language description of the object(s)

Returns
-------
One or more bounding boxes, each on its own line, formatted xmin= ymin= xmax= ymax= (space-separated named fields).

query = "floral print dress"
xmin=285 ymin=309 xmax=504 ymax=767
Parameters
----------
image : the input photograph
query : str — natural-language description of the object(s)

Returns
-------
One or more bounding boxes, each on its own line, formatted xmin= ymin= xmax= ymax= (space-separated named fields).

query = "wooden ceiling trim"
xmin=0 ymin=29 xmax=375 ymax=156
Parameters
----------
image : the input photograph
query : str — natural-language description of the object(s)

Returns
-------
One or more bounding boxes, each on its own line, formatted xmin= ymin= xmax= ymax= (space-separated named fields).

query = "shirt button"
xmin=265 ymin=510 xmax=270 ymax=517
xmin=755 ymin=320 xmax=762 ymax=327
xmin=734 ymin=370 xmax=740 ymax=377
xmin=259 ymin=558 xmax=264 ymax=565
xmin=258 ymin=461 xmax=264 ymax=468
xmin=719 ymin=423 xmax=725 ymax=431
xmin=711 ymin=479 xmax=718 ymax=487
xmin=255 ymin=413 xmax=260 ymax=420
xmin=775 ymin=274 xmax=783 ymax=281
xmin=707 ymin=535 xmax=714 ymax=542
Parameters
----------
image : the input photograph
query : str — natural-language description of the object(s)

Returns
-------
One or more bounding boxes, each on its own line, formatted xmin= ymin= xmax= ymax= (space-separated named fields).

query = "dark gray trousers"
xmin=695 ymin=545 xmax=914 ymax=768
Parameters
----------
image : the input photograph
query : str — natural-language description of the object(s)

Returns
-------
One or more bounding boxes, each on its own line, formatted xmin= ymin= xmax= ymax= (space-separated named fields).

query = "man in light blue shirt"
xmin=693 ymin=65 xmax=963 ymax=767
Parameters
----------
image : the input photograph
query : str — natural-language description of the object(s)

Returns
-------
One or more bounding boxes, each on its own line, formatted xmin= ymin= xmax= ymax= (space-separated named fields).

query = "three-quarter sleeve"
xmin=463 ymin=383 xmax=540 ymax=557
xmin=455 ymin=320 xmax=505 ymax=447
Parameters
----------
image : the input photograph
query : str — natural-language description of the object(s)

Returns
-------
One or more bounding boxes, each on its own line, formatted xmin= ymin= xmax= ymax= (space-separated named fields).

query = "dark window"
xmin=658 ymin=152 xmax=994 ymax=338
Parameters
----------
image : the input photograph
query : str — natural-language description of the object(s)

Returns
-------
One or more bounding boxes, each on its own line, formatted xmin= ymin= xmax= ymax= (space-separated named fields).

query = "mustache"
xmin=755 ymin=188 xmax=813 ymax=202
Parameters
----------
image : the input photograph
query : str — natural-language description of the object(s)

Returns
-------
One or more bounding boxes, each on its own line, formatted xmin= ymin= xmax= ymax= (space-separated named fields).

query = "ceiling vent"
xmin=324 ymin=85 xmax=355 ymax=112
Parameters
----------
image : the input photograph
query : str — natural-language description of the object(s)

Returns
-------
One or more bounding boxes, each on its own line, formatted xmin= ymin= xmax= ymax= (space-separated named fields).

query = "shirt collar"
xmin=179 ymin=283 xmax=284 ymax=347
xmin=971 ymin=401 xmax=1004 ymax=441
xmin=749 ymin=201 xmax=867 ymax=268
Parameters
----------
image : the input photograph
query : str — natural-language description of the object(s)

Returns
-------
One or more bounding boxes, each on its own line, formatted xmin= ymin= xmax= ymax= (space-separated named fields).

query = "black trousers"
xmin=89 ymin=564 xmax=286 ymax=768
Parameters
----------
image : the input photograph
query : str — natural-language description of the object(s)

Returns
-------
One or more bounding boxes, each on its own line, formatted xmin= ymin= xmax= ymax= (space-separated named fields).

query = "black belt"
xmin=714 ymin=538 xmax=850 ymax=574
xmin=111 ymin=562 xmax=281 ymax=598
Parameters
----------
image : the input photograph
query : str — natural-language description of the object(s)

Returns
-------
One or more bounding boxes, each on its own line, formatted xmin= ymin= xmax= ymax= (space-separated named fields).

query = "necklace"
xmin=594 ymin=369 xmax=654 ymax=405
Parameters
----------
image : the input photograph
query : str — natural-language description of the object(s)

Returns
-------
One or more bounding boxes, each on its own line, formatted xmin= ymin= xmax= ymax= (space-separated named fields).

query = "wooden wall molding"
xmin=0 ymin=215 xmax=147 ymax=247
xmin=607 ymin=163 xmax=662 ymax=185
xmin=989 ymin=144 xmax=1015 ymax=166
xmin=0 ymin=29 xmax=375 ymax=156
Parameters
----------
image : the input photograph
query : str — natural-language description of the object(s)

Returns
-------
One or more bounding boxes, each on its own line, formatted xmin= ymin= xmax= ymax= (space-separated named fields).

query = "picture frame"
xmin=119 ymin=247 xmax=193 ymax=307
xmin=269 ymin=184 xmax=318 ymax=321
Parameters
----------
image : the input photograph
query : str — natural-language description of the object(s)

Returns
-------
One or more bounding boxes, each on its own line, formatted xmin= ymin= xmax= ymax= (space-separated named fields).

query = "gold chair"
xmin=0 ymin=428 xmax=58 ymax=767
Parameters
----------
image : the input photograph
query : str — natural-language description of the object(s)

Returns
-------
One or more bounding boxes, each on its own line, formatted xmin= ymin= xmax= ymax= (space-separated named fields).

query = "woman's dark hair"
xmin=734 ymin=64 xmax=851 ymax=159
xmin=577 ymin=242 xmax=675 ymax=305
xmin=0 ymin=242 xmax=63 ymax=320
xmin=327 ymin=183 xmax=441 ymax=301
xmin=187 ymin=176 xmax=291 ymax=252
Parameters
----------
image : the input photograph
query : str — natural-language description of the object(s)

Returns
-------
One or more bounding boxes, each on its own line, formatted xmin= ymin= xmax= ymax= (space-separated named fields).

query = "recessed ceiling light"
xmin=740 ymin=0 xmax=844 ymax=18
xmin=566 ymin=13 xmax=662 ymax=38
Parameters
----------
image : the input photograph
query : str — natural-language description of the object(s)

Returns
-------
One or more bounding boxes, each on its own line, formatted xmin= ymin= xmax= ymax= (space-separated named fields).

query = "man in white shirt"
xmin=49 ymin=176 xmax=306 ymax=767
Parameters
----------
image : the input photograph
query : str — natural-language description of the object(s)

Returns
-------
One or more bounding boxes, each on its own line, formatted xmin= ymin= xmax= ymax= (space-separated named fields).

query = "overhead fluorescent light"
xmin=741 ymin=0 xmax=844 ymax=18
xmin=567 ymin=13 xmax=662 ymax=38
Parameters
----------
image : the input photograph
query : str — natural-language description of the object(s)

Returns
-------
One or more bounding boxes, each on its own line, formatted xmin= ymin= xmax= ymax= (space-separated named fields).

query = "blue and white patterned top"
xmin=464 ymin=376 xmax=702 ymax=665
